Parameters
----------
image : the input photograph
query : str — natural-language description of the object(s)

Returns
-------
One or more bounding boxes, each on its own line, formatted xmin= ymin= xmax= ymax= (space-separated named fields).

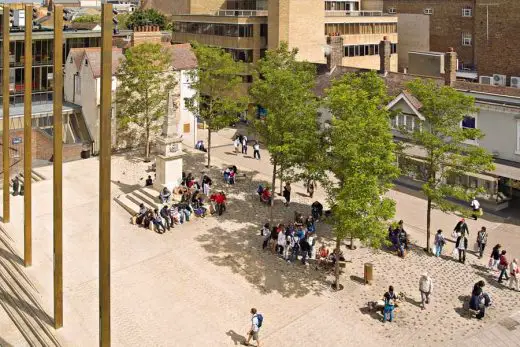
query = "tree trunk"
xmin=279 ymin=167 xmax=283 ymax=195
xmin=269 ymin=161 xmax=276 ymax=225
xmin=145 ymin=126 xmax=150 ymax=161
xmin=426 ymin=197 xmax=432 ymax=253
xmin=333 ymin=236 xmax=341 ymax=290
xmin=207 ymin=128 xmax=211 ymax=168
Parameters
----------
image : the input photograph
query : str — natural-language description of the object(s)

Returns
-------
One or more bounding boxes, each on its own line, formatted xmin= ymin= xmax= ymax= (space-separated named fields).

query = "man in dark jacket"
xmin=454 ymin=218 xmax=469 ymax=236
xmin=456 ymin=234 xmax=468 ymax=264
xmin=299 ymin=237 xmax=311 ymax=265
xmin=160 ymin=205 xmax=172 ymax=231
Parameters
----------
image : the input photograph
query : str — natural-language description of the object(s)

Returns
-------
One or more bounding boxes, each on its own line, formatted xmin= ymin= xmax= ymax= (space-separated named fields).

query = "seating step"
xmin=126 ymin=193 xmax=155 ymax=211
xmin=139 ymin=187 xmax=160 ymax=202
xmin=114 ymin=195 xmax=140 ymax=216
xmin=133 ymin=190 xmax=160 ymax=210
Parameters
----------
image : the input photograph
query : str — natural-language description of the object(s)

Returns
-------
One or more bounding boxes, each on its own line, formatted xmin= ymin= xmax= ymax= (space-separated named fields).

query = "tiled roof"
xmin=68 ymin=48 xmax=86 ymax=71
xmin=314 ymin=64 xmax=520 ymax=100
xmin=402 ymin=90 xmax=423 ymax=110
xmin=83 ymin=47 xmax=125 ymax=78
xmin=168 ymin=43 xmax=198 ymax=71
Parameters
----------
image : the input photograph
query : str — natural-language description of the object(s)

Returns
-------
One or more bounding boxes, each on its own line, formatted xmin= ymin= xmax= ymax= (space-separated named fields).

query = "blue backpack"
xmin=256 ymin=314 xmax=263 ymax=328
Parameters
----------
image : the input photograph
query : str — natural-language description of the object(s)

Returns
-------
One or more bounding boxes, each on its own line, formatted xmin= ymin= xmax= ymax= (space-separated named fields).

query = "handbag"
xmin=488 ymin=258 xmax=494 ymax=268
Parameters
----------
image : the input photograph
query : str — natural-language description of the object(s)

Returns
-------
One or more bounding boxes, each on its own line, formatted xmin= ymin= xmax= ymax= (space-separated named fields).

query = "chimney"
xmin=444 ymin=47 xmax=457 ymax=86
xmin=326 ymin=35 xmax=344 ymax=72
xmin=131 ymin=25 xmax=163 ymax=47
xmin=379 ymin=36 xmax=391 ymax=76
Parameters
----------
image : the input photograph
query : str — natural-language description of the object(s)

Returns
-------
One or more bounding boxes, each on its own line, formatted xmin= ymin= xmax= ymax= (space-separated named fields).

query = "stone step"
xmin=133 ymin=190 xmax=161 ymax=210
xmin=114 ymin=195 xmax=140 ymax=216
xmin=0 ymin=248 xmax=61 ymax=346
xmin=126 ymin=193 xmax=155 ymax=211
xmin=139 ymin=187 xmax=161 ymax=203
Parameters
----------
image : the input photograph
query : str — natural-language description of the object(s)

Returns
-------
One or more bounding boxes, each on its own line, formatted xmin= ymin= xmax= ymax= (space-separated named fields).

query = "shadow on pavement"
xmin=226 ymin=330 xmax=246 ymax=345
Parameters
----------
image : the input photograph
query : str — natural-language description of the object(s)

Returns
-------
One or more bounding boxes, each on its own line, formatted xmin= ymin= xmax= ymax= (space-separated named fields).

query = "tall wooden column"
xmin=99 ymin=4 xmax=113 ymax=346
xmin=53 ymin=5 xmax=64 ymax=329
xmin=23 ymin=5 xmax=32 ymax=267
xmin=2 ymin=6 xmax=10 ymax=223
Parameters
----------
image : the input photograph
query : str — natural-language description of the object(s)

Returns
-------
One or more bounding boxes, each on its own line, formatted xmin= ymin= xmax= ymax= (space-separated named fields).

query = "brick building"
xmin=379 ymin=0 xmax=520 ymax=79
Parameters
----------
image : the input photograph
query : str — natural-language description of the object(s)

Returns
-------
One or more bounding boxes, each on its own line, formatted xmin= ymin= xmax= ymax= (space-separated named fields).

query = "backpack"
xmin=256 ymin=314 xmax=263 ymax=328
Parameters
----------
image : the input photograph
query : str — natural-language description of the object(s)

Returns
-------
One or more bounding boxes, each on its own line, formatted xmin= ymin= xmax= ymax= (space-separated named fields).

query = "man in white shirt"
xmin=470 ymin=197 xmax=481 ymax=220
xmin=253 ymin=141 xmax=261 ymax=160
xmin=244 ymin=308 xmax=261 ymax=346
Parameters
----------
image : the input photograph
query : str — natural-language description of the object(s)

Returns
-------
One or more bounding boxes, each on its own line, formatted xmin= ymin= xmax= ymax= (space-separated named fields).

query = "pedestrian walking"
xmin=489 ymin=244 xmax=501 ymax=270
xmin=234 ymin=136 xmax=240 ymax=154
xmin=498 ymin=250 xmax=510 ymax=283
xmin=243 ymin=308 xmax=262 ymax=347
xmin=419 ymin=273 xmax=433 ymax=310
xmin=306 ymin=180 xmax=315 ymax=199
xmin=253 ymin=141 xmax=261 ymax=160
xmin=242 ymin=135 xmax=248 ymax=154
xmin=470 ymin=197 xmax=481 ymax=220
xmin=456 ymin=233 xmax=468 ymax=264
xmin=454 ymin=218 xmax=469 ymax=237
xmin=283 ymin=182 xmax=291 ymax=207
xmin=510 ymin=259 xmax=519 ymax=291
xmin=476 ymin=226 xmax=488 ymax=259
xmin=382 ymin=286 xmax=397 ymax=323
xmin=434 ymin=229 xmax=445 ymax=257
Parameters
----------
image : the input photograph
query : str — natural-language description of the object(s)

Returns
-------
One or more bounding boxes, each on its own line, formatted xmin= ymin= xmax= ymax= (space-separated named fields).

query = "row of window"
xmin=225 ymin=0 xmax=267 ymax=10
xmin=0 ymin=66 xmax=54 ymax=96
xmin=390 ymin=114 xmax=476 ymax=132
xmin=325 ymin=2 xmax=359 ymax=11
xmin=324 ymin=22 xmax=397 ymax=36
xmin=174 ymin=22 xmax=268 ymax=38
xmin=387 ymin=6 xmax=473 ymax=17
xmin=344 ymin=43 xmax=397 ymax=57
xmin=0 ymin=37 xmax=101 ymax=68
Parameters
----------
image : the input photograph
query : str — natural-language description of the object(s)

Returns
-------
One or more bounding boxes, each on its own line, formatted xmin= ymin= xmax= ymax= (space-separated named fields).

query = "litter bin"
xmin=81 ymin=150 xmax=91 ymax=159
xmin=364 ymin=263 xmax=373 ymax=285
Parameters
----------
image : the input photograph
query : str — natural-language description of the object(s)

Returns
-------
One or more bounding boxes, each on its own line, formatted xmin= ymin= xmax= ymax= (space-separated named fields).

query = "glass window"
xmin=462 ymin=32 xmax=472 ymax=46
xmin=462 ymin=116 xmax=476 ymax=129
xmin=462 ymin=6 xmax=472 ymax=17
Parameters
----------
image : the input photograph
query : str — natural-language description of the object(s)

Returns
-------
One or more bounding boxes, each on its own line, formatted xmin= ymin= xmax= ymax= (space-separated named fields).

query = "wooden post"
xmin=99 ymin=4 xmax=113 ymax=346
xmin=23 ymin=5 xmax=33 ymax=267
xmin=2 ymin=5 xmax=10 ymax=223
xmin=53 ymin=5 xmax=64 ymax=329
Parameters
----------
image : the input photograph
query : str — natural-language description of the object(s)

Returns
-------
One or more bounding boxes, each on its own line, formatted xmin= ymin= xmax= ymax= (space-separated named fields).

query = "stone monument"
xmin=154 ymin=88 xmax=183 ymax=190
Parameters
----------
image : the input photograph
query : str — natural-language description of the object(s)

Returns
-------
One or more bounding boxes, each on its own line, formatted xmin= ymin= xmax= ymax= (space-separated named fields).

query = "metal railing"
xmin=216 ymin=10 xmax=268 ymax=17
xmin=325 ymin=10 xmax=385 ymax=17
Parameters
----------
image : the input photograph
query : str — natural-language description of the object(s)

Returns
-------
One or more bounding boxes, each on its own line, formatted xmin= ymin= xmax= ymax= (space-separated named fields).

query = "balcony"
xmin=216 ymin=10 xmax=268 ymax=17
xmin=325 ymin=10 xmax=386 ymax=17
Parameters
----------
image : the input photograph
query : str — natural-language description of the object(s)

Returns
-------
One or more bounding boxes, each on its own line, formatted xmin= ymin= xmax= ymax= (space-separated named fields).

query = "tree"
xmin=249 ymin=42 xmax=319 ymax=222
xmin=325 ymin=71 xmax=399 ymax=290
xmin=116 ymin=43 xmax=175 ymax=160
xmin=126 ymin=9 xmax=166 ymax=30
xmin=115 ymin=12 xmax=131 ymax=29
xmin=401 ymin=79 xmax=494 ymax=252
xmin=72 ymin=14 xmax=100 ymax=23
xmin=185 ymin=43 xmax=247 ymax=167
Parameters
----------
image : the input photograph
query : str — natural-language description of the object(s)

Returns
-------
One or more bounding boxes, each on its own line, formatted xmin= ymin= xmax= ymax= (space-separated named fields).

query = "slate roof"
xmin=169 ymin=43 xmax=198 ymax=71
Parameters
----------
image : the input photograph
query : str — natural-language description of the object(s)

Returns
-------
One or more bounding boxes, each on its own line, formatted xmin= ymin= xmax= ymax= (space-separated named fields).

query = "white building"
xmin=64 ymin=43 xmax=198 ymax=154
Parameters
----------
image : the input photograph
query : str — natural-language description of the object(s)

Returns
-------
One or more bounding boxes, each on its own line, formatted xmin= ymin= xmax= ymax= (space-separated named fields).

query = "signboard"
xmin=12 ymin=137 xmax=22 ymax=145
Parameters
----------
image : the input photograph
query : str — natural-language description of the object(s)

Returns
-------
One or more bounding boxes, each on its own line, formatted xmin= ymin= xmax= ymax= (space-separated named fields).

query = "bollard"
xmin=364 ymin=263 xmax=373 ymax=285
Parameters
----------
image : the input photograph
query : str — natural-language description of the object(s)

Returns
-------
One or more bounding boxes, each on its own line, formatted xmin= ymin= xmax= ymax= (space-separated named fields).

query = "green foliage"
xmin=115 ymin=12 xmax=131 ymax=29
xmin=72 ymin=14 xmax=100 ymax=23
xmin=249 ymin=42 xmax=320 ymax=200
xmin=126 ymin=9 xmax=166 ymax=30
xmin=116 ymin=43 xmax=175 ymax=159
xmin=325 ymin=71 xmax=399 ymax=251
xmin=402 ymin=79 xmax=495 ymax=249
xmin=185 ymin=43 xmax=247 ymax=167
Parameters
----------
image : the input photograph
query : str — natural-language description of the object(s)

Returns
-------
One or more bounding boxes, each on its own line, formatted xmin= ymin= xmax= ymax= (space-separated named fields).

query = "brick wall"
xmin=474 ymin=0 xmax=520 ymax=77
xmin=0 ymin=128 xmax=84 ymax=174
xmin=383 ymin=0 xmax=475 ymax=67
xmin=383 ymin=0 xmax=520 ymax=77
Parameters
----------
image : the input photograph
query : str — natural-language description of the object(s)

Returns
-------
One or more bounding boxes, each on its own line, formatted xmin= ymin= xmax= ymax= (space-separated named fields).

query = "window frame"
xmin=462 ymin=7 xmax=472 ymax=17
xmin=462 ymin=32 xmax=472 ymax=46
xmin=388 ymin=7 xmax=396 ymax=14
xmin=424 ymin=8 xmax=433 ymax=15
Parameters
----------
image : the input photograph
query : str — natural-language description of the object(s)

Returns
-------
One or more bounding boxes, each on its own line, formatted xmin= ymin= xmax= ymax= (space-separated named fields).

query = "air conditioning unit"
xmin=492 ymin=74 xmax=506 ymax=86
xmin=510 ymin=76 xmax=520 ymax=88
xmin=479 ymin=76 xmax=492 ymax=85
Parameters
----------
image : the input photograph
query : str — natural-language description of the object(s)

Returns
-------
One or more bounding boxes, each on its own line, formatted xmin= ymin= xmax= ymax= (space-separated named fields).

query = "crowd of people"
xmin=259 ymin=205 xmax=345 ymax=267
xmin=234 ymin=134 xmax=261 ymax=160
xmin=132 ymin=171 xmax=228 ymax=233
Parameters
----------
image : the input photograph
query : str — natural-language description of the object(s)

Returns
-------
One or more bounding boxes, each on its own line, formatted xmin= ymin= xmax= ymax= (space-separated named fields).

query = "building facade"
xmin=171 ymin=0 xmax=398 ymax=72
xmin=380 ymin=0 xmax=520 ymax=80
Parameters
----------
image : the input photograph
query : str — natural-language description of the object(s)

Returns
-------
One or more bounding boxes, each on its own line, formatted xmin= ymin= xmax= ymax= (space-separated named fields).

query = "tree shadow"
xmin=226 ymin=330 xmax=246 ymax=346
xmin=350 ymin=275 xmax=365 ymax=285
xmin=473 ymin=271 xmax=504 ymax=290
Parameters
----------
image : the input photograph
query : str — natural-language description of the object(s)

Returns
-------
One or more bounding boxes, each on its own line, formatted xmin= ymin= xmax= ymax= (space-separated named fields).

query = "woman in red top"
xmin=210 ymin=191 xmax=227 ymax=216
xmin=498 ymin=250 xmax=510 ymax=283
